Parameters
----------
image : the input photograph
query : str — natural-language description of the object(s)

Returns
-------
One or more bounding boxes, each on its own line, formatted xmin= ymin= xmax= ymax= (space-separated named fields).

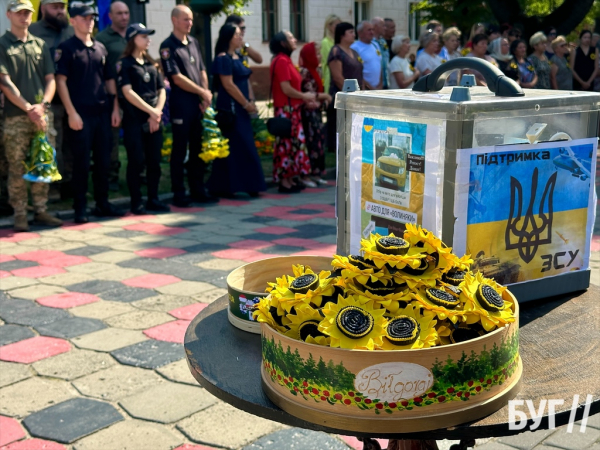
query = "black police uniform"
xmin=56 ymin=36 xmax=113 ymax=215
xmin=159 ymin=33 xmax=209 ymax=203
xmin=117 ymin=56 xmax=164 ymax=210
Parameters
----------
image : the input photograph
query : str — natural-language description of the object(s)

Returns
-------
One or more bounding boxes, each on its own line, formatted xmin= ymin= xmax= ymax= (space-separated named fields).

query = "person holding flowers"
xmin=206 ymin=23 xmax=266 ymax=198
xmin=510 ymin=39 xmax=538 ymax=88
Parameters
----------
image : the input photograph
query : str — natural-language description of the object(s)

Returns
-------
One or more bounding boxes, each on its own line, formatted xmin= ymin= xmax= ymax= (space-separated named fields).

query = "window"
xmin=408 ymin=2 xmax=421 ymax=42
xmin=354 ymin=1 xmax=369 ymax=29
xmin=290 ymin=0 xmax=305 ymax=42
xmin=262 ymin=0 xmax=278 ymax=42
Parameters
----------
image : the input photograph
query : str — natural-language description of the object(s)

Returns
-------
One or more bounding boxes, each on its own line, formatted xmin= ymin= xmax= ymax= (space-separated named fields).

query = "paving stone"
xmin=9 ymin=284 xmax=67 ymax=300
xmin=174 ymin=444 xmax=220 ymax=450
xmin=169 ymin=303 xmax=207 ymax=320
xmin=0 ymin=361 xmax=32 ymax=388
xmin=1 ymin=438 xmax=67 ymax=450
xmin=119 ymin=382 xmax=217 ymax=423
xmin=132 ymin=296 xmax=197 ymax=314
xmin=0 ymin=276 xmax=38 ymax=290
xmin=543 ymin=424 xmax=600 ymax=449
xmin=32 ymin=348 xmax=115 ymax=380
xmin=72 ymin=365 xmax=165 ymax=401
xmin=105 ymin=310 xmax=174 ymax=330
xmin=73 ymin=419 xmax=182 ymax=450
xmin=135 ymin=247 xmax=186 ymax=258
xmin=11 ymin=266 xmax=65 ymax=278
xmin=105 ymin=229 xmax=148 ymax=238
xmin=155 ymin=359 xmax=198 ymax=385
xmin=72 ymin=327 xmax=147 ymax=352
xmin=122 ymin=273 xmax=180 ymax=289
xmin=0 ymin=300 xmax=69 ymax=327
xmin=497 ymin=428 xmax=557 ymax=449
xmin=259 ymin=244 xmax=305 ymax=255
xmin=37 ymin=272 xmax=95 ymax=287
xmin=23 ymin=398 xmax=123 ymax=444
xmin=313 ymin=234 xmax=338 ymax=244
xmin=579 ymin=412 xmax=600 ymax=429
xmin=64 ymin=245 xmax=112 ymax=256
xmin=242 ymin=428 xmax=349 ymax=450
xmin=143 ymin=320 xmax=189 ymax=343
xmin=196 ymin=258 xmax=245 ymax=271
xmin=292 ymin=223 xmax=338 ymax=237
xmin=157 ymin=238 xmax=198 ymax=249
xmin=0 ymin=260 xmax=38 ymax=271
xmin=117 ymin=257 xmax=169 ymax=271
xmin=111 ymin=339 xmax=184 ymax=369
xmin=0 ymin=415 xmax=26 ymax=446
xmin=88 ymin=250 xmax=138 ymax=263
xmin=65 ymin=262 xmax=116 ymax=274
xmin=70 ymin=300 xmax=135 ymax=320
xmin=241 ymin=232 xmax=292 ymax=242
xmin=93 ymin=267 xmax=149 ymax=281
xmin=192 ymin=288 xmax=227 ymax=304
xmin=0 ymin=377 xmax=76 ymax=417
xmin=254 ymin=225 xmax=298 ymax=235
xmin=476 ymin=443 xmax=527 ymax=450
xmin=36 ymin=292 xmax=100 ymax=308
xmin=35 ymin=316 xmax=106 ymax=339
xmin=177 ymin=402 xmax=283 ymax=449
xmin=241 ymin=215 xmax=279 ymax=224
xmin=0 ymin=336 xmax=71 ymax=363
xmin=156 ymin=281 xmax=219 ymax=296
xmin=97 ymin=286 xmax=155 ymax=303
xmin=12 ymin=249 xmax=63 ymax=262
xmin=0 ymin=324 xmax=36 ymax=346
xmin=66 ymin=280 xmax=124 ymax=294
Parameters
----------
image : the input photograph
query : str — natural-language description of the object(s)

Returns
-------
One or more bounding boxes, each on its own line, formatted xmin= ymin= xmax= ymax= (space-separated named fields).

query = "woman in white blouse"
xmin=415 ymin=32 xmax=443 ymax=77
xmin=389 ymin=35 xmax=420 ymax=89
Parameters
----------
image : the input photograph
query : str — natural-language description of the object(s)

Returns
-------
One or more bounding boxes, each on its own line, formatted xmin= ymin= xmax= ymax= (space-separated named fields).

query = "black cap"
xmin=126 ymin=23 xmax=155 ymax=40
xmin=68 ymin=1 xmax=98 ymax=17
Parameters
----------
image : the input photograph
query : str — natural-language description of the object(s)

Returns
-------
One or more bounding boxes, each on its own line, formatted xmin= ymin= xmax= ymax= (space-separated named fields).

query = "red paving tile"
xmin=592 ymin=235 xmax=600 ymax=252
xmin=255 ymin=206 xmax=292 ymax=217
xmin=0 ymin=336 xmax=71 ymax=364
xmin=229 ymin=239 xmax=273 ymax=250
xmin=339 ymin=436 xmax=387 ymax=450
xmin=123 ymin=273 xmax=181 ymax=288
xmin=36 ymin=292 xmax=100 ymax=309
xmin=254 ymin=226 xmax=297 ymax=235
xmin=0 ymin=231 xmax=40 ymax=243
xmin=42 ymin=255 xmax=92 ymax=268
xmin=123 ymin=213 xmax=157 ymax=220
xmin=302 ymin=203 xmax=335 ymax=212
xmin=273 ymin=237 xmax=323 ymax=249
xmin=143 ymin=320 xmax=189 ymax=343
xmin=241 ymin=252 xmax=281 ymax=263
xmin=211 ymin=248 xmax=258 ymax=260
xmin=174 ymin=444 xmax=221 ymax=450
xmin=0 ymin=254 xmax=15 ymax=263
xmin=292 ymin=245 xmax=337 ymax=257
xmin=0 ymin=438 xmax=67 ymax=450
xmin=0 ymin=416 xmax=25 ymax=447
xmin=170 ymin=205 xmax=205 ymax=213
xmin=302 ymin=188 xmax=327 ymax=193
xmin=168 ymin=303 xmax=208 ymax=320
xmin=134 ymin=247 xmax=186 ymax=259
xmin=258 ymin=193 xmax=290 ymax=200
xmin=219 ymin=199 xmax=250 ymax=207
xmin=0 ymin=270 xmax=11 ymax=278
xmin=125 ymin=223 xmax=188 ymax=236
xmin=60 ymin=222 xmax=102 ymax=231
xmin=14 ymin=250 xmax=64 ymax=262
xmin=10 ymin=266 xmax=65 ymax=278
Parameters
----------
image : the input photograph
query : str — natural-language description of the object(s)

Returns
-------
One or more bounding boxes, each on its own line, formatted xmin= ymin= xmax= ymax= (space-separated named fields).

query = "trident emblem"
xmin=505 ymin=168 xmax=557 ymax=264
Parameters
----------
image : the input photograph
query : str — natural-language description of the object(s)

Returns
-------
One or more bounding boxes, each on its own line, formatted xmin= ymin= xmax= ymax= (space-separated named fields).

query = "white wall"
xmin=145 ymin=0 xmax=176 ymax=57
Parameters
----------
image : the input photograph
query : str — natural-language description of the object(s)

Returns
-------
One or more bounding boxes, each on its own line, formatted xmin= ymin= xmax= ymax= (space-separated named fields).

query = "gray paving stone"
xmin=473 ymin=442 xmax=516 ymax=450
xmin=119 ymin=382 xmax=217 ymax=423
xmin=0 ymin=324 xmax=36 ymax=346
xmin=241 ymin=215 xmax=279 ymax=224
xmin=32 ymin=349 xmax=115 ymax=380
xmin=66 ymin=280 xmax=124 ymax=294
xmin=169 ymin=243 xmax=229 ymax=255
xmin=105 ymin=230 xmax=148 ymax=238
xmin=0 ymin=260 xmax=38 ymax=271
xmin=22 ymin=397 xmax=123 ymax=443
xmin=313 ymin=234 xmax=338 ymax=244
xmin=168 ymin=252 xmax=218 ymax=265
xmin=111 ymin=339 xmax=184 ymax=369
xmin=0 ymin=298 xmax=69 ymax=327
xmin=35 ymin=317 xmax=106 ymax=338
xmin=543 ymin=425 xmax=600 ymax=449
xmin=292 ymin=223 xmax=337 ymax=237
xmin=497 ymin=428 xmax=557 ymax=449
xmin=259 ymin=244 xmax=304 ymax=255
xmin=0 ymin=361 xmax=32 ymax=388
xmin=577 ymin=413 xmax=600 ymax=430
xmin=64 ymin=246 xmax=112 ymax=256
xmin=242 ymin=232 xmax=292 ymax=241
xmin=242 ymin=428 xmax=349 ymax=450
xmin=99 ymin=286 xmax=156 ymax=302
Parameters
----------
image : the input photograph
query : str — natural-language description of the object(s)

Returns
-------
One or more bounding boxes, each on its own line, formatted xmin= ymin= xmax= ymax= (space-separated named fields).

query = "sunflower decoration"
xmin=268 ymin=265 xmax=336 ymax=313
xmin=391 ymin=256 xmax=441 ymax=290
xmin=403 ymin=224 xmax=459 ymax=273
xmin=331 ymin=254 xmax=394 ymax=287
xmin=435 ymin=320 xmax=453 ymax=346
xmin=319 ymin=294 xmax=386 ymax=350
xmin=253 ymin=296 xmax=289 ymax=333
xmin=460 ymin=272 xmax=514 ymax=332
xmin=361 ymin=233 xmax=425 ymax=270
xmin=411 ymin=284 xmax=468 ymax=324
xmin=378 ymin=303 xmax=438 ymax=350
xmin=346 ymin=282 xmax=411 ymax=314
xmin=284 ymin=304 xmax=330 ymax=346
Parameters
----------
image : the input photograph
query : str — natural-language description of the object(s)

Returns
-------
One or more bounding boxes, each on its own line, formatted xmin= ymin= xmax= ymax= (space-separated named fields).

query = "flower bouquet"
xmin=22 ymin=131 xmax=61 ymax=183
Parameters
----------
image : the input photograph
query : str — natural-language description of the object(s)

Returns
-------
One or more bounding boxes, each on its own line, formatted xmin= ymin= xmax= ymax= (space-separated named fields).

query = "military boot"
xmin=34 ymin=212 xmax=63 ymax=227
xmin=13 ymin=214 xmax=29 ymax=232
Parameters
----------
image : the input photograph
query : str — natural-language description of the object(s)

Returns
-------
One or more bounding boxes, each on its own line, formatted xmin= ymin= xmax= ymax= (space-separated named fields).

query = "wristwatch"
xmin=42 ymin=100 xmax=51 ymax=109
xmin=244 ymin=42 xmax=250 ymax=49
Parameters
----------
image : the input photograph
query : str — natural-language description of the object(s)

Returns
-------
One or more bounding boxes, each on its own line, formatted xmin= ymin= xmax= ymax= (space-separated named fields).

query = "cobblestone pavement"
xmin=0 ymin=181 xmax=598 ymax=450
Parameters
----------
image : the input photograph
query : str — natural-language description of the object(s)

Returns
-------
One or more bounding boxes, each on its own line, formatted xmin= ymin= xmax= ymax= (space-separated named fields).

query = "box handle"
xmin=412 ymin=58 xmax=524 ymax=97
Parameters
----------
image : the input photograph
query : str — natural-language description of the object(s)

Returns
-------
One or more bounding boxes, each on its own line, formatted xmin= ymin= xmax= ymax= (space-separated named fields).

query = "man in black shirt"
xmin=160 ymin=5 xmax=217 ymax=207
xmin=55 ymin=2 xmax=124 ymax=223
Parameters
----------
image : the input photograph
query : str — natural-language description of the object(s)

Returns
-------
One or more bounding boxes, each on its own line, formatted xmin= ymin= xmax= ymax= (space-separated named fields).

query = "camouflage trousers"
xmin=3 ymin=112 xmax=55 ymax=216
xmin=0 ymin=109 xmax=7 ymax=203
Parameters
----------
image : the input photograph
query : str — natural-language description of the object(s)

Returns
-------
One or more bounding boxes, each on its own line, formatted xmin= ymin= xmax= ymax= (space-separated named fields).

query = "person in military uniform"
xmin=0 ymin=0 xmax=63 ymax=232
xmin=55 ymin=2 xmax=124 ymax=223
xmin=160 ymin=5 xmax=218 ymax=207
xmin=118 ymin=23 xmax=169 ymax=214
xmin=96 ymin=0 xmax=129 ymax=192
xmin=0 ymin=93 xmax=10 ymax=215
xmin=29 ymin=0 xmax=74 ymax=201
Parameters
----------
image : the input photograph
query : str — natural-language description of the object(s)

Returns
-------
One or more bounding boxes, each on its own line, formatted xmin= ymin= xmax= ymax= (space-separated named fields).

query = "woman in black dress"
xmin=571 ymin=30 xmax=598 ymax=91
xmin=118 ymin=23 xmax=169 ymax=214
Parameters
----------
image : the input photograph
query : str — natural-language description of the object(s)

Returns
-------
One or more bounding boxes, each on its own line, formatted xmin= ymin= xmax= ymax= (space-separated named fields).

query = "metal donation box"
xmin=335 ymin=59 xmax=598 ymax=302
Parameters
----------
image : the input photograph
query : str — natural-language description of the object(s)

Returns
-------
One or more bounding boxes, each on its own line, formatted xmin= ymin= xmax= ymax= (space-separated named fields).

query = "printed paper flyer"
xmin=453 ymin=138 xmax=597 ymax=285
xmin=349 ymin=114 xmax=443 ymax=254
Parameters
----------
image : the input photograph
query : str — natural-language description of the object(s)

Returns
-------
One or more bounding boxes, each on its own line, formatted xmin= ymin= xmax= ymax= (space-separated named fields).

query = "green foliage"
xmin=216 ymin=0 xmax=251 ymax=17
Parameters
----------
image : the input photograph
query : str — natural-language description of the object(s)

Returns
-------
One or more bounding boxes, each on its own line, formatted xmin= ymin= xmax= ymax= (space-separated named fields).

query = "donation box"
xmin=334 ymin=59 xmax=598 ymax=302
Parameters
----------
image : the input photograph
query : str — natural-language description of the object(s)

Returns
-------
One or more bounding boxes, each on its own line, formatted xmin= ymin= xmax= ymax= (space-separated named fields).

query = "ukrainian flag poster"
xmin=453 ymin=138 xmax=597 ymax=285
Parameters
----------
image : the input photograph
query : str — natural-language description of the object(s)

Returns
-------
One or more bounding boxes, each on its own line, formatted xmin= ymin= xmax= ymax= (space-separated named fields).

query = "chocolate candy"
xmin=336 ymin=306 xmax=374 ymax=339
xmin=386 ymin=316 xmax=420 ymax=345
xmin=289 ymin=274 xmax=319 ymax=294
xmin=375 ymin=236 xmax=410 ymax=255
xmin=425 ymin=288 xmax=460 ymax=309
xmin=476 ymin=284 xmax=504 ymax=311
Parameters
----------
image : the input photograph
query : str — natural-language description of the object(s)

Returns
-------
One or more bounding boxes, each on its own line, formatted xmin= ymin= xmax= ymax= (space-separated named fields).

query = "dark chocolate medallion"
xmin=298 ymin=320 xmax=327 ymax=341
xmin=375 ymin=236 xmax=410 ymax=255
xmin=336 ymin=306 xmax=374 ymax=339
xmin=476 ymin=284 xmax=504 ymax=311
xmin=289 ymin=274 xmax=319 ymax=294
xmin=348 ymin=254 xmax=377 ymax=270
xmin=364 ymin=278 xmax=396 ymax=294
xmin=401 ymin=258 xmax=429 ymax=276
xmin=425 ymin=288 xmax=460 ymax=309
xmin=386 ymin=315 xmax=420 ymax=345
xmin=443 ymin=269 xmax=466 ymax=286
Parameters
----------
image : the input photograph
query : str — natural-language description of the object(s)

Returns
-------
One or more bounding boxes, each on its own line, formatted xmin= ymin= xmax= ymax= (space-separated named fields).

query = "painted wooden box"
xmin=260 ymin=290 xmax=520 ymax=433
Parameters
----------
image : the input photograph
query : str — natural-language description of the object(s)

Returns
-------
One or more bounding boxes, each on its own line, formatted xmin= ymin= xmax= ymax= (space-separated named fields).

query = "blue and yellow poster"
xmin=453 ymin=138 xmax=597 ymax=285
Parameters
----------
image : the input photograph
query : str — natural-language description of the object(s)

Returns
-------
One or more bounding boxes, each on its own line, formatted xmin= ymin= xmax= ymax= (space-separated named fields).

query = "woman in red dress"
xmin=269 ymin=31 xmax=316 ymax=193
